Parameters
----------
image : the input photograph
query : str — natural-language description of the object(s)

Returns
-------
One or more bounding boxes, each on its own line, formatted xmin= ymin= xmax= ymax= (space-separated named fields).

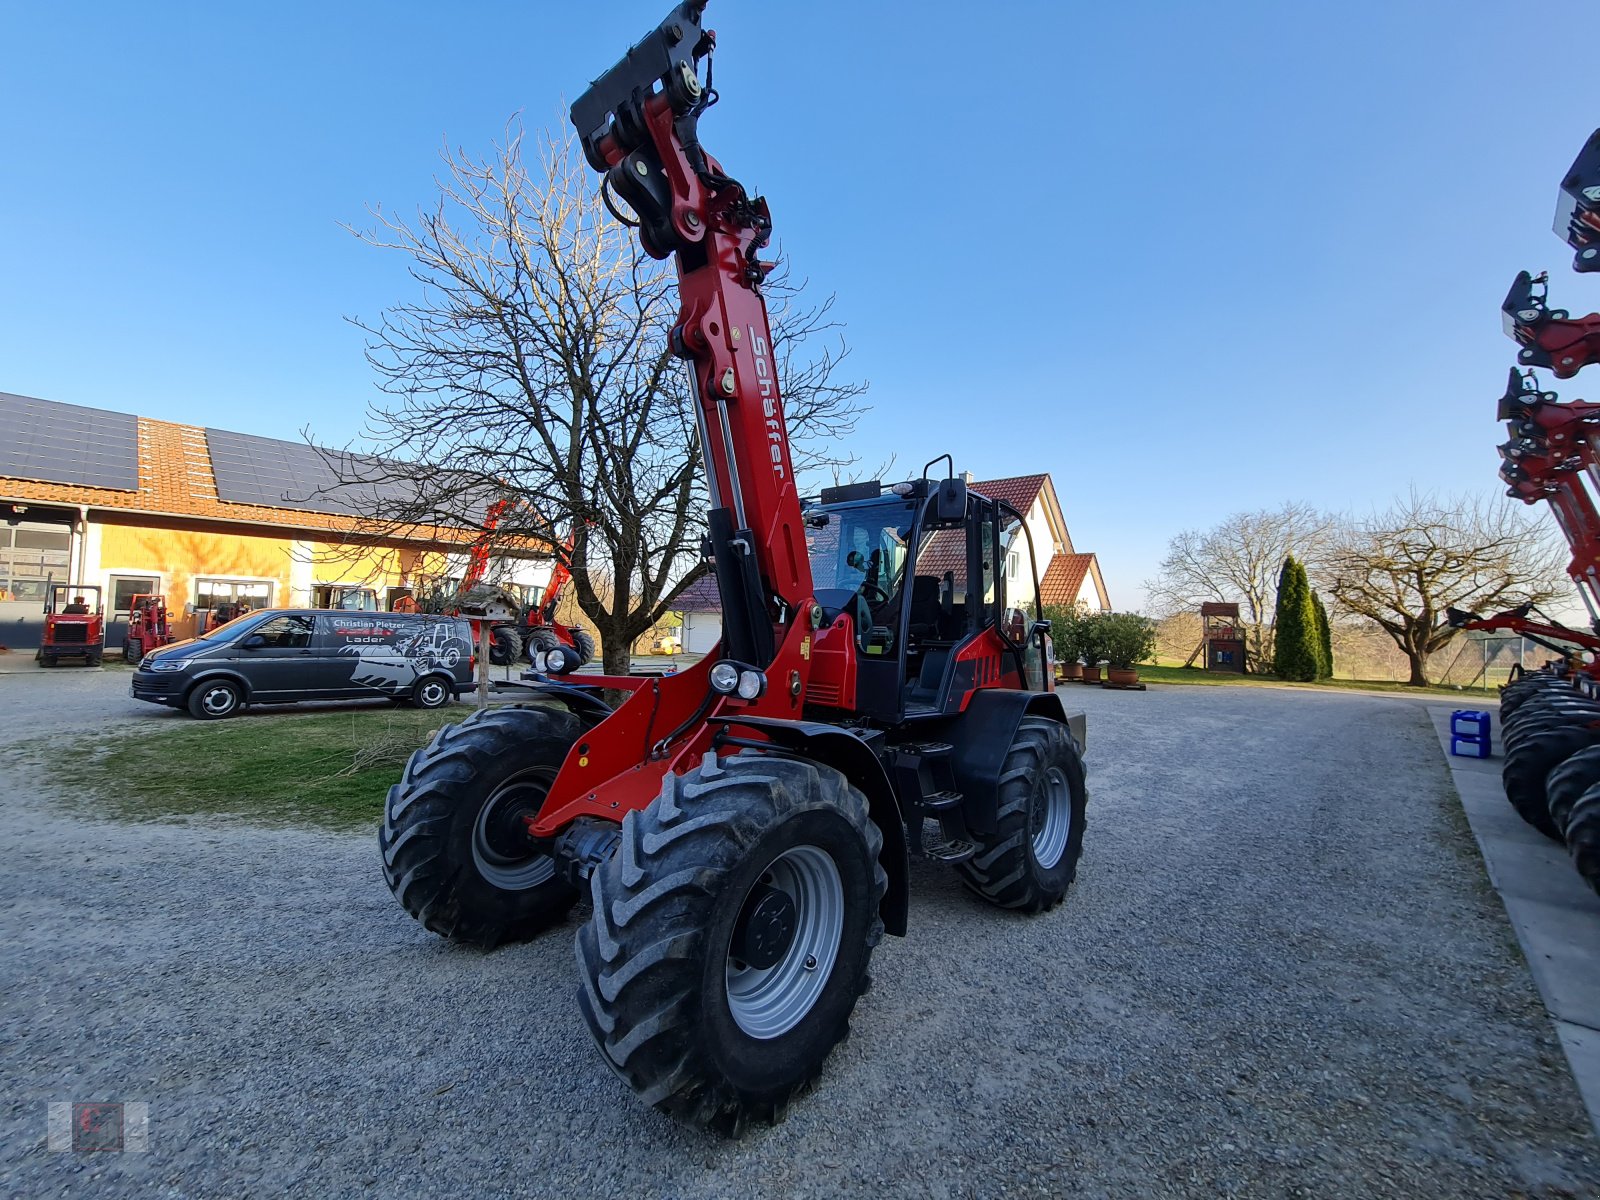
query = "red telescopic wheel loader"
xmin=378 ymin=1 xmax=1088 ymax=1133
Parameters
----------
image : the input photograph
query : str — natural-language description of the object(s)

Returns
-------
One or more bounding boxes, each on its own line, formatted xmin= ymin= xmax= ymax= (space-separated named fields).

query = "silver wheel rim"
xmin=419 ymin=680 xmax=447 ymax=706
xmin=725 ymin=845 xmax=843 ymax=1039
xmin=470 ymin=767 xmax=558 ymax=889
xmin=1031 ymin=766 xmax=1072 ymax=869
xmin=201 ymin=685 xmax=236 ymax=716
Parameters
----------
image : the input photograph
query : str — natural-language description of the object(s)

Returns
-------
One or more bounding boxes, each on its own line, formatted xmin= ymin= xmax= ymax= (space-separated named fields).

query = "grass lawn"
xmin=43 ymin=705 xmax=477 ymax=828
xmin=1127 ymin=662 xmax=1497 ymax=700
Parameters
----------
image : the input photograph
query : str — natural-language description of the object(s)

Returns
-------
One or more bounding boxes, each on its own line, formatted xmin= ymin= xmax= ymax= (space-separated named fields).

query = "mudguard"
xmin=717 ymin=715 xmax=911 ymax=937
xmin=924 ymin=689 xmax=1085 ymax=838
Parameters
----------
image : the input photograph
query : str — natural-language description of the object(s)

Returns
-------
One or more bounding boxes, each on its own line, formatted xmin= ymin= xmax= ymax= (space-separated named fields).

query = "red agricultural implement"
xmin=37 ymin=583 xmax=105 ymax=667
xmin=122 ymin=593 xmax=173 ymax=665
xmin=1490 ymin=127 xmax=1600 ymax=897
xmin=430 ymin=499 xmax=594 ymax=673
xmin=378 ymin=1 xmax=1087 ymax=1133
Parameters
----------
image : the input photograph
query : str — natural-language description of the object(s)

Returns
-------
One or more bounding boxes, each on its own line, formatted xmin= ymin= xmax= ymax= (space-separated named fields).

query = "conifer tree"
xmin=1272 ymin=555 xmax=1319 ymax=681
xmin=1311 ymin=587 xmax=1334 ymax=679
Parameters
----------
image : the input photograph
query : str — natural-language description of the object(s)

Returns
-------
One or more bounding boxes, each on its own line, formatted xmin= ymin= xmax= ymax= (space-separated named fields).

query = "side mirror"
xmin=242 ymin=634 xmax=267 ymax=649
xmin=935 ymin=477 xmax=967 ymax=521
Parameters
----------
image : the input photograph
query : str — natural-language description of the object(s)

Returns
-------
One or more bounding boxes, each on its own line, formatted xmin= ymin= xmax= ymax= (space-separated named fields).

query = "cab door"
xmin=995 ymin=503 xmax=1048 ymax=692
xmin=236 ymin=614 xmax=318 ymax=698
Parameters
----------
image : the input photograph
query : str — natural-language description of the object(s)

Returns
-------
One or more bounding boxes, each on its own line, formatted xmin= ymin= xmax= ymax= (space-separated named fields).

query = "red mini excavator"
xmin=378 ymin=2 xmax=1087 ymax=1134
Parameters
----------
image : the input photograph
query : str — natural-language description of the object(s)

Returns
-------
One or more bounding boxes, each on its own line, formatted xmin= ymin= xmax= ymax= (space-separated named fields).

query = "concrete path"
xmin=1431 ymin=704 xmax=1600 ymax=1139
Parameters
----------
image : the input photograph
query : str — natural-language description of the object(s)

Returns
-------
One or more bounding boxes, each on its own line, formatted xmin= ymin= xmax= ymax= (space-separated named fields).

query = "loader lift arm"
xmin=571 ymin=0 xmax=811 ymax=672
xmin=1447 ymin=603 xmax=1600 ymax=658
xmin=1557 ymin=128 xmax=1600 ymax=273
xmin=1503 ymin=270 xmax=1600 ymax=379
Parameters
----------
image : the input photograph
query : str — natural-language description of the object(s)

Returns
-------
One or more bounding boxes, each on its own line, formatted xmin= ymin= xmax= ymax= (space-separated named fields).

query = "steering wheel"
xmin=860 ymin=582 xmax=891 ymax=607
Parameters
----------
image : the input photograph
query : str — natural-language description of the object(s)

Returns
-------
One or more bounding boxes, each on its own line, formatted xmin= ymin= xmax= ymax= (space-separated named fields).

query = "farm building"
xmin=0 ymin=390 xmax=554 ymax=652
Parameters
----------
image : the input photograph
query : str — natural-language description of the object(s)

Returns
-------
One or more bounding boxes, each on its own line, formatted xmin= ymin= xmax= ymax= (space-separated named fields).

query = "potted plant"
xmin=1101 ymin=611 xmax=1158 ymax=687
xmin=1045 ymin=604 xmax=1083 ymax=681
xmin=1077 ymin=611 xmax=1107 ymax=685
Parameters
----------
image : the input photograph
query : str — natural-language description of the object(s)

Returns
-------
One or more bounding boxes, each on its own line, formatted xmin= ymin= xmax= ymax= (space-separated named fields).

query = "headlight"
xmin=735 ymin=669 xmax=766 ymax=700
xmin=709 ymin=662 xmax=740 ymax=694
xmin=146 ymin=658 xmax=192 ymax=672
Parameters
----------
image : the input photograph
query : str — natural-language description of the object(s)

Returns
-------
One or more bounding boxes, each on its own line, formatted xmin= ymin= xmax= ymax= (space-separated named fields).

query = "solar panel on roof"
xmin=0 ymin=392 xmax=140 ymax=491
xmin=204 ymin=428 xmax=420 ymax=517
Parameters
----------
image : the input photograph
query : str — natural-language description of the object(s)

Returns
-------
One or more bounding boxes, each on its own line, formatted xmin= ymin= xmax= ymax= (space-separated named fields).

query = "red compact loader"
xmin=379 ymin=1 xmax=1088 ymax=1133
xmin=38 ymin=584 xmax=105 ymax=667
xmin=122 ymin=593 xmax=173 ymax=665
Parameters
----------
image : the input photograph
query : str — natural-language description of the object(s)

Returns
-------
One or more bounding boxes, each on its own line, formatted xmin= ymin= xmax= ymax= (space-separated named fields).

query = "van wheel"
xmin=412 ymin=675 xmax=453 ymax=709
xmin=188 ymin=679 xmax=243 ymax=720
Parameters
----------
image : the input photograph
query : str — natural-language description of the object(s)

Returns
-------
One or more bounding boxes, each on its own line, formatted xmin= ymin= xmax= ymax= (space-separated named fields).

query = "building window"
xmin=110 ymin=575 xmax=159 ymax=614
xmin=0 ymin=520 xmax=72 ymax=602
xmin=313 ymin=584 xmax=380 ymax=611
xmin=1007 ymin=552 xmax=1018 ymax=580
xmin=196 ymin=578 xmax=273 ymax=613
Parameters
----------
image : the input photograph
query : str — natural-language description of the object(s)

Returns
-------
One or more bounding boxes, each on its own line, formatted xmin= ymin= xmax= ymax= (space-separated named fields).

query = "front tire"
xmin=187 ymin=679 xmax=242 ymax=719
xmin=380 ymin=705 xmax=582 ymax=947
xmin=955 ymin=716 xmax=1087 ymax=912
xmin=488 ymin=624 xmax=522 ymax=666
xmin=576 ymin=753 xmax=886 ymax=1135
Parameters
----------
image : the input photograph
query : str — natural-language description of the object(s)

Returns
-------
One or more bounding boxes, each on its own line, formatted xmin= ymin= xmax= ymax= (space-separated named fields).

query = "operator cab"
xmin=802 ymin=463 xmax=1050 ymax=724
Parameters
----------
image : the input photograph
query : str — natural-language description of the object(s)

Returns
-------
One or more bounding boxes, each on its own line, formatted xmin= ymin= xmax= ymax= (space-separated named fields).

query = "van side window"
xmin=254 ymin=615 xmax=314 ymax=649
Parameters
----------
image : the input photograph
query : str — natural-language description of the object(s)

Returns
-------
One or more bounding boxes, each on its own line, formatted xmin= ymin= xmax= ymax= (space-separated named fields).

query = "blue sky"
xmin=1 ymin=0 xmax=1594 ymax=610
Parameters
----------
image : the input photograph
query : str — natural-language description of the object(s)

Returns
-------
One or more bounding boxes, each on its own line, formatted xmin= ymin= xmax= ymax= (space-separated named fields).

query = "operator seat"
xmin=906 ymin=576 xmax=942 ymax=641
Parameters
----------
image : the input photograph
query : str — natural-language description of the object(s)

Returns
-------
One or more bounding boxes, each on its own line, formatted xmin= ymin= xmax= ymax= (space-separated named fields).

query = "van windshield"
xmin=195 ymin=613 xmax=266 ymax=641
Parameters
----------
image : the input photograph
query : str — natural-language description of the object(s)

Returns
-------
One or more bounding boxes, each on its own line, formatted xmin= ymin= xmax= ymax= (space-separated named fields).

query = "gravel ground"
xmin=1 ymin=675 xmax=1596 ymax=1197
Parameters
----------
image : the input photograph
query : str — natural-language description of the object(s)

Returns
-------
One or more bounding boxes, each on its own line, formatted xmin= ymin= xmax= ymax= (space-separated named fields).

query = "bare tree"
xmin=1145 ymin=502 xmax=1335 ymax=669
xmin=328 ymin=121 xmax=868 ymax=673
xmin=1325 ymin=491 xmax=1567 ymax=686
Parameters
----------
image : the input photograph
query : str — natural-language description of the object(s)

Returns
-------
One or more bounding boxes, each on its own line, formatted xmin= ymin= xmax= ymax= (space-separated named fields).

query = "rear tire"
xmin=411 ymin=674 xmax=453 ymax=709
xmin=1546 ymin=745 xmax=1600 ymax=838
xmin=187 ymin=679 xmax=242 ymax=719
xmin=567 ymin=627 xmax=596 ymax=670
xmin=955 ymin=716 xmax=1087 ymax=912
xmin=527 ymin=626 xmax=595 ymax=674
xmin=576 ymin=753 xmax=885 ymax=1134
xmin=379 ymin=705 xmax=582 ymax=948
xmin=1568 ymin=785 xmax=1600 ymax=897
xmin=1502 ymin=726 xmax=1600 ymax=841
